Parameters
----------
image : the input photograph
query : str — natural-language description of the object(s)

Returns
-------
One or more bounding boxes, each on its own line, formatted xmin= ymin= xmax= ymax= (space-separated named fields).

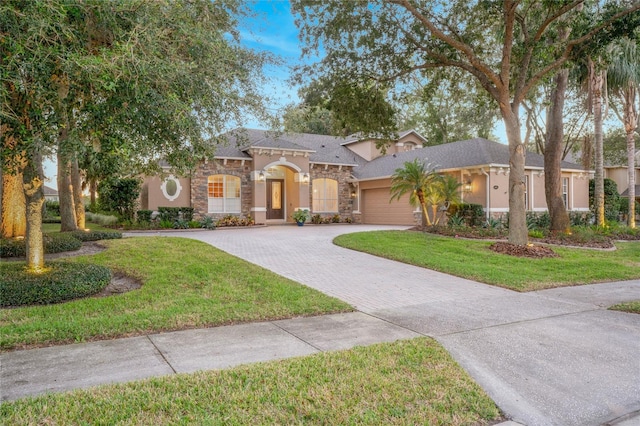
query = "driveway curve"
xmin=156 ymin=225 xmax=639 ymax=426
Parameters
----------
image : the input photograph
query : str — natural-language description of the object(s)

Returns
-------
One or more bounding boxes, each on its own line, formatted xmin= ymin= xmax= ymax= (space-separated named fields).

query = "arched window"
xmin=404 ymin=142 xmax=416 ymax=151
xmin=208 ymin=175 xmax=241 ymax=213
xmin=312 ymin=178 xmax=338 ymax=212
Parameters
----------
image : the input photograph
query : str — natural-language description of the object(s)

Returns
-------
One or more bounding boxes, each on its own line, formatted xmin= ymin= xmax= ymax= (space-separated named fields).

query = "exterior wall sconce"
xmin=302 ymin=173 xmax=310 ymax=183
xmin=258 ymin=170 xmax=265 ymax=182
xmin=351 ymin=191 xmax=357 ymax=198
xmin=463 ymin=181 xmax=472 ymax=193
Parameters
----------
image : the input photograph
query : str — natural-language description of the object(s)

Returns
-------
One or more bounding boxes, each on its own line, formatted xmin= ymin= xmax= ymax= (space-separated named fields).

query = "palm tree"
xmin=436 ymin=175 xmax=463 ymax=224
xmin=390 ymin=159 xmax=439 ymax=226
xmin=608 ymin=36 xmax=639 ymax=228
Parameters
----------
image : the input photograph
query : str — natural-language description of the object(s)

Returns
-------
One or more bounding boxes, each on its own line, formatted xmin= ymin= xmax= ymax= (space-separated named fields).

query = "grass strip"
xmin=0 ymin=237 xmax=351 ymax=351
xmin=0 ymin=338 xmax=501 ymax=425
xmin=609 ymin=300 xmax=640 ymax=314
xmin=334 ymin=231 xmax=640 ymax=291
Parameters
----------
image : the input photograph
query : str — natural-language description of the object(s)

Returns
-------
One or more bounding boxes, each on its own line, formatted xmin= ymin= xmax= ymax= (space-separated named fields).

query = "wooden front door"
xmin=266 ymin=179 xmax=284 ymax=219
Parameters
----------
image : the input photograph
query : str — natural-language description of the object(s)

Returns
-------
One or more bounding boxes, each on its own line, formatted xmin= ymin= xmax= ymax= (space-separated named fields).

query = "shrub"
xmin=180 ymin=207 xmax=194 ymax=222
xmin=569 ymin=211 xmax=593 ymax=227
xmin=528 ymin=229 xmax=544 ymax=239
xmin=449 ymin=203 xmax=484 ymax=227
xmin=98 ymin=178 xmax=141 ymax=222
xmin=159 ymin=219 xmax=173 ymax=229
xmin=158 ymin=207 xmax=181 ymax=222
xmin=173 ymin=218 xmax=190 ymax=229
xmin=343 ymin=217 xmax=353 ymax=223
xmin=188 ymin=220 xmax=201 ymax=229
xmin=199 ymin=216 xmax=216 ymax=230
xmin=589 ymin=178 xmax=622 ymax=222
xmin=44 ymin=200 xmax=60 ymax=217
xmin=68 ymin=230 xmax=122 ymax=242
xmin=526 ymin=211 xmax=551 ymax=230
xmin=447 ymin=214 xmax=465 ymax=227
xmin=137 ymin=210 xmax=153 ymax=223
xmin=331 ymin=214 xmax=341 ymax=223
xmin=85 ymin=212 xmax=118 ymax=226
xmin=311 ymin=214 xmax=323 ymax=224
xmin=0 ymin=262 xmax=111 ymax=307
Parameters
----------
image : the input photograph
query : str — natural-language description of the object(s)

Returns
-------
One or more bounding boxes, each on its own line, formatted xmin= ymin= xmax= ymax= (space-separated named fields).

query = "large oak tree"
xmin=1 ymin=0 xmax=274 ymax=271
xmin=292 ymin=0 xmax=640 ymax=245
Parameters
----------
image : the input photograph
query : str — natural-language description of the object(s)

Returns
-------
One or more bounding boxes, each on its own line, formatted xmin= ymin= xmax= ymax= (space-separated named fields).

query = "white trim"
xmin=571 ymin=207 xmax=590 ymax=212
xmin=250 ymin=207 xmax=267 ymax=212
xmin=486 ymin=208 xmax=510 ymax=213
xmin=263 ymin=159 xmax=302 ymax=173
xmin=160 ymin=175 xmax=182 ymax=202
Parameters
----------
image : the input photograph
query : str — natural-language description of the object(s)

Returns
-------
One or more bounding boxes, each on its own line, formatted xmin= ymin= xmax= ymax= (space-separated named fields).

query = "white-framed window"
xmin=208 ymin=175 xmax=241 ymax=213
xmin=562 ymin=177 xmax=569 ymax=208
xmin=524 ymin=175 xmax=529 ymax=211
xmin=161 ymin=175 xmax=182 ymax=202
xmin=312 ymin=178 xmax=338 ymax=212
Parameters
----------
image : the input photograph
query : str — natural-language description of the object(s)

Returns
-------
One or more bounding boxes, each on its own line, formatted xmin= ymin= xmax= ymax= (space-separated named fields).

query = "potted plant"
xmin=292 ymin=209 xmax=309 ymax=226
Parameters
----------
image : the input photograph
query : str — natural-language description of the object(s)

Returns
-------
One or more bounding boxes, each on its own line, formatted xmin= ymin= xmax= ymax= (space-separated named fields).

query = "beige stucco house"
xmin=139 ymin=129 xmax=591 ymax=225
xmin=604 ymin=151 xmax=640 ymax=202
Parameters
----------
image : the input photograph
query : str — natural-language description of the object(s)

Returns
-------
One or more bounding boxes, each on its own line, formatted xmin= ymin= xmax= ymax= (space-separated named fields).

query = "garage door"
xmin=361 ymin=188 xmax=416 ymax=225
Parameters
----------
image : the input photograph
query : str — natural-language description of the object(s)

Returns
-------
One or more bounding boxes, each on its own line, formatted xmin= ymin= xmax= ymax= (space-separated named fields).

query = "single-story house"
xmin=139 ymin=129 xmax=591 ymax=225
xmin=44 ymin=185 xmax=59 ymax=202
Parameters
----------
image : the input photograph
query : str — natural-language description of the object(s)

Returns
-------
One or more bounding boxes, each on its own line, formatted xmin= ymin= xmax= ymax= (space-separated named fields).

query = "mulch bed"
xmin=488 ymin=242 xmax=558 ymax=258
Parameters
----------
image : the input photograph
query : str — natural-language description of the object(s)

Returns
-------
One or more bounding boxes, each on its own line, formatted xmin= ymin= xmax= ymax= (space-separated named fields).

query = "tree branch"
xmin=389 ymin=0 xmax=503 ymax=90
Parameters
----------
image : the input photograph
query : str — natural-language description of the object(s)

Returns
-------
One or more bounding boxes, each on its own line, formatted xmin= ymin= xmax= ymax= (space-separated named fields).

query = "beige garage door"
xmin=361 ymin=188 xmax=416 ymax=225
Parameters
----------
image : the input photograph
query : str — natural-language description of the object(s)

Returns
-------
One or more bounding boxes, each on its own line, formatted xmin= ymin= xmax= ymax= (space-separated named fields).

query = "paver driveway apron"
xmin=168 ymin=225 xmax=640 ymax=426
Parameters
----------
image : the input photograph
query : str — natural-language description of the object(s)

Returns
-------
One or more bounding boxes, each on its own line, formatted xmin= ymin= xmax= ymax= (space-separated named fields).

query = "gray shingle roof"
xmin=216 ymin=129 xmax=365 ymax=166
xmin=353 ymin=138 xmax=586 ymax=180
xmin=621 ymin=185 xmax=640 ymax=197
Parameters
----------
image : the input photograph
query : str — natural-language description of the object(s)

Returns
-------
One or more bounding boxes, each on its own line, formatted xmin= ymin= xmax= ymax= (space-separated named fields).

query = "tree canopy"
xmin=1 ymin=0 xmax=276 ymax=269
xmin=292 ymin=0 xmax=640 ymax=244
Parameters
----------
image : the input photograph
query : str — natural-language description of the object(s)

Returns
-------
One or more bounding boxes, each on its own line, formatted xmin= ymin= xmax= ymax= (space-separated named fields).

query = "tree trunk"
xmin=90 ymin=178 xmax=97 ymax=207
xmin=417 ymin=191 xmax=432 ymax=226
xmin=23 ymin=152 xmax=46 ymax=272
xmin=502 ymin=104 xmax=528 ymax=245
xmin=591 ymin=63 xmax=605 ymax=226
xmin=1 ymin=170 xmax=27 ymax=238
xmin=624 ymin=85 xmax=637 ymax=228
xmin=71 ymin=155 xmax=85 ymax=229
xmin=544 ymin=69 xmax=571 ymax=233
xmin=57 ymin=150 xmax=77 ymax=232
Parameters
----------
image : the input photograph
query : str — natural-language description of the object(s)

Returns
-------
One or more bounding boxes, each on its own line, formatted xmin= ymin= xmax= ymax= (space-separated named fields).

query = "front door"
xmin=266 ymin=179 xmax=284 ymax=219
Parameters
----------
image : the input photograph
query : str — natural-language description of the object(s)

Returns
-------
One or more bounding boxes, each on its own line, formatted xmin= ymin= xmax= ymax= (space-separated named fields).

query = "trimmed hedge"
xmin=69 ymin=230 xmax=122 ymax=242
xmin=0 ymin=262 xmax=111 ymax=307
xmin=0 ymin=233 xmax=82 ymax=258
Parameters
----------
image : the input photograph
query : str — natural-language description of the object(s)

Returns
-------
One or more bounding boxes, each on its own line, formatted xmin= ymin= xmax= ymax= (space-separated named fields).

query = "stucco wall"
xmin=140 ymin=175 xmax=191 ymax=211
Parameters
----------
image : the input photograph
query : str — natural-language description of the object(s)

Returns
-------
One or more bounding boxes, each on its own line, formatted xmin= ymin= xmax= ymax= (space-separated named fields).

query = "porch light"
xmin=351 ymin=191 xmax=357 ymax=198
xmin=463 ymin=180 xmax=472 ymax=193
xmin=302 ymin=173 xmax=310 ymax=183
xmin=258 ymin=170 xmax=265 ymax=181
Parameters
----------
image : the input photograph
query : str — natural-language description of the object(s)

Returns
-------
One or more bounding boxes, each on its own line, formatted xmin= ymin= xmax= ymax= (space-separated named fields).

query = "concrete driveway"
xmin=175 ymin=224 xmax=640 ymax=426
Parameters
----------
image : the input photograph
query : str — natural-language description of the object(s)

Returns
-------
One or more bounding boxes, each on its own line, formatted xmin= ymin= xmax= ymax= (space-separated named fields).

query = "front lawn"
xmin=0 ymin=338 xmax=501 ymax=425
xmin=0 ymin=237 xmax=351 ymax=351
xmin=334 ymin=231 xmax=640 ymax=291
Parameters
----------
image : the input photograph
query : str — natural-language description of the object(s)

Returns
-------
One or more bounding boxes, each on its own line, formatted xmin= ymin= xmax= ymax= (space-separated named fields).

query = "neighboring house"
xmin=140 ymin=129 xmax=591 ymax=225
xmin=43 ymin=185 xmax=59 ymax=202
xmin=604 ymin=151 xmax=640 ymax=203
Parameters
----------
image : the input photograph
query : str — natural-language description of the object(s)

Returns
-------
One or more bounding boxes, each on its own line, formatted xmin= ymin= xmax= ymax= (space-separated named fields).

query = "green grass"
xmin=609 ymin=300 xmax=640 ymax=314
xmin=0 ymin=237 xmax=351 ymax=351
xmin=41 ymin=222 xmax=114 ymax=233
xmin=334 ymin=231 xmax=640 ymax=292
xmin=0 ymin=338 xmax=501 ymax=425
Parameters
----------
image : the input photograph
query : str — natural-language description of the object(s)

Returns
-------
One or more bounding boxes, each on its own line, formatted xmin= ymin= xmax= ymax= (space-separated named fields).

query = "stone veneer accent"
xmin=191 ymin=159 xmax=253 ymax=220
xmin=308 ymin=164 xmax=356 ymax=221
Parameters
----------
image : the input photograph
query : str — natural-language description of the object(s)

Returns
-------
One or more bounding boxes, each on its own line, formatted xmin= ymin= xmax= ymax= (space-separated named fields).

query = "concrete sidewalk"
xmin=1 ymin=312 xmax=419 ymax=402
xmin=2 ymin=225 xmax=639 ymax=426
